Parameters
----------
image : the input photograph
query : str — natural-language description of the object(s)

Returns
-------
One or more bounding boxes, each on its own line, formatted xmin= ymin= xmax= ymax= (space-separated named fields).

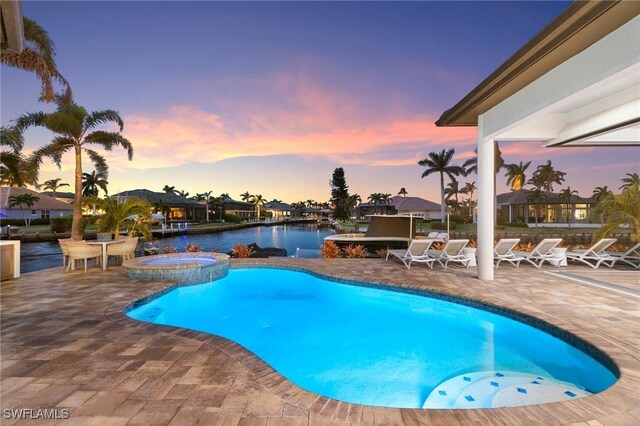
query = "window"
xmin=31 ymin=210 xmax=37 ymax=215
xmin=41 ymin=210 xmax=50 ymax=219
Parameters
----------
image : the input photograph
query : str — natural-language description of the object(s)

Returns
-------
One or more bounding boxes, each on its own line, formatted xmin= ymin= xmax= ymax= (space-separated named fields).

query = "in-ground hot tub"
xmin=123 ymin=252 xmax=229 ymax=285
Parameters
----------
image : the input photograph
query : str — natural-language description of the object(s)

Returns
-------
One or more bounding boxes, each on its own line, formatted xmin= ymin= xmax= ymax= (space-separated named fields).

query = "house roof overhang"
xmin=435 ymin=1 xmax=640 ymax=128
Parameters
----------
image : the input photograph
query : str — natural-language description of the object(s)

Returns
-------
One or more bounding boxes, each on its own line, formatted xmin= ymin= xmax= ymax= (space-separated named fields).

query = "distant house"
xmin=222 ymin=197 xmax=255 ymax=219
xmin=357 ymin=196 xmax=441 ymax=220
xmin=116 ymin=189 xmax=205 ymax=221
xmin=40 ymin=191 xmax=75 ymax=204
xmin=1 ymin=187 xmax=74 ymax=220
xmin=263 ymin=201 xmax=292 ymax=218
xmin=497 ymin=189 xmax=597 ymax=225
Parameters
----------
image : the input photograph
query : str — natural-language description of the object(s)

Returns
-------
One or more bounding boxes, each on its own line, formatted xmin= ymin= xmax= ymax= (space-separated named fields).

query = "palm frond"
xmin=83 ymin=131 xmax=134 ymax=160
xmin=0 ymin=126 xmax=24 ymax=152
xmin=26 ymin=140 xmax=73 ymax=182
xmin=84 ymin=149 xmax=109 ymax=178
xmin=14 ymin=111 xmax=49 ymax=131
xmin=84 ymin=110 xmax=124 ymax=132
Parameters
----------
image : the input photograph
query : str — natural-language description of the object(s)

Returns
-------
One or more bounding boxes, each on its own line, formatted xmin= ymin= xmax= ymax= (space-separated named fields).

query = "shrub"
xmin=343 ymin=244 xmax=368 ymax=258
xmin=185 ymin=243 xmax=201 ymax=252
xmin=449 ymin=215 xmax=467 ymax=224
xmin=210 ymin=247 xmax=220 ymax=253
xmin=231 ymin=243 xmax=255 ymax=258
xmin=0 ymin=218 xmax=51 ymax=226
xmin=432 ymin=242 xmax=444 ymax=250
xmin=160 ymin=246 xmax=178 ymax=254
xmin=506 ymin=222 xmax=528 ymax=228
xmin=514 ymin=242 xmax=533 ymax=252
xmin=50 ymin=217 xmax=73 ymax=233
xmin=375 ymin=248 xmax=388 ymax=258
xmin=320 ymin=240 xmax=341 ymax=258
xmin=467 ymin=239 xmax=477 ymax=249
xmin=430 ymin=222 xmax=456 ymax=230
xmin=223 ymin=214 xmax=243 ymax=224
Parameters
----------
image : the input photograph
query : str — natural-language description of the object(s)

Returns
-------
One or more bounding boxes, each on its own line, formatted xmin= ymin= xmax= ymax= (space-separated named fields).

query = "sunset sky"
xmin=2 ymin=1 xmax=638 ymax=203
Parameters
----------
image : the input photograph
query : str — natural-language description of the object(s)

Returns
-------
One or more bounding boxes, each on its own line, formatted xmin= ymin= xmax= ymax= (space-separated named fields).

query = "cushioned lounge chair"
xmin=566 ymin=238 xmax=617 ymax=269
xmin=427 ymin=239 xmax=470 ymax=269
xmin=512 ymin=238 xmax=562 ymax=269
xmin=494 ymin=238 xmax=523 ymax=268
xmin=386 ymin=239 xmax=435 ymax=269
xmin=607 ymin=242 xmax=640 ymax=269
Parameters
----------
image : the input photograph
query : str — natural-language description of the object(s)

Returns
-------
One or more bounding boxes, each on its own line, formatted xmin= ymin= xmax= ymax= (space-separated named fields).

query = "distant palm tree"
xmin=398 ymin=187 xmax=408 ymax=197
xmin=1 ymin=17 xmax=70 ymax=102
xmin=559 ymin=187 xmax=579 ymax=228
xmin=175 ymin=189 xmax=189 ymax=198
xmin=240 ymin=191 xmax=251 ymax=202
xmin=504 ymin=161 xmax=531 ymax=191
xmin=250 ymin=194 xmax=266 ymax=218
xmin=0 ymin=126 xmax=29 ymax=187
xmin=380 ymin=193 xmax=392 ymax=213
xmin=270 ymin=198 xmax=282 ymax=203
xmin=526 ymin=187 xmax=546 ymax=227
xmin=529 ymin=160 xmax=566 ymax=192
xmin=418 ymin=148 xmax=465 ymax=223
xmin=592 ymin=186 xmax=613 ymax=202
xmin=16 ymin=95 xmax=132 ymax=240
xmin=153 ymin=198 xmax=170 ymax=218
xmin=42 ymin=178 xmax=69 ymax=199
xmin=8 ymin=193 xmax=39 ymax=226
xmin=162 ymin=185 xmax=175 ymax=194
xmin=194 ymin=191 xmax=213 ymax=222
xmin=460 ymin=181 xmax=477 ymax=220
xmin=619 ymin=172 xmax=640 ymax=190
xmin=444 ymin=179 xmax=461 ymax=206
xmin=82 ymin=171 xmax=108 ymax=197
xmin=367 ymin=193 xmax=382 ymax=214
xmin=210 ymin=196 xmax=227 ymax=221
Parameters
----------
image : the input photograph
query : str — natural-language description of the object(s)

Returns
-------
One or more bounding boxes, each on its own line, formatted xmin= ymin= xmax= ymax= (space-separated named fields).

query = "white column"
xmin=477 ymin=116 xmax=494 ymax=281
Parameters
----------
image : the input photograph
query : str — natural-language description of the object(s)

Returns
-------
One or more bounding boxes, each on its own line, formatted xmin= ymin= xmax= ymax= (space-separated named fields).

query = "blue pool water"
xmin=126 ymin=268 xmax=617 ymax=409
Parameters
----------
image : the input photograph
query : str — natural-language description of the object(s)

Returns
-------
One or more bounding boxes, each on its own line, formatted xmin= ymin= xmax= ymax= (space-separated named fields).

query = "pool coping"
xmin=104 ymin=259 xmax=640 ymax=424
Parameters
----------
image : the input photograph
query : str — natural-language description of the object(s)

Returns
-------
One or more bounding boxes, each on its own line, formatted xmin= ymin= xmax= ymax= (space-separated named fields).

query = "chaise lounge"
xmin=386 ymin=239 xmax=435 ymax=269
xmin=566 ymin=238 xmax=617 ymax=269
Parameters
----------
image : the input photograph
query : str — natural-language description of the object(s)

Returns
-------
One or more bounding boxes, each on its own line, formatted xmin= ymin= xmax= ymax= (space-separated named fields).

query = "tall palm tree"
xmin=559 ymin=187 xmax=579 ymax=228
xmin=16 ymin=95 xmax=132 ymax=240
xmin=42 ymin=178 xmax=69 ymax=199
xmin=175 ymin=189 xmax=189 ymax=198
xmin=592 ymin=185 xmax=613 ymax=202
xmin=240 ymin=191 xmax=251 ymax=202
xmin=8 ymin=193 xmax=39 ymax=226
xmin=194 ymin=191 xmax=213 ymax=222
xmin=418 ymin=148 xmax=465 ymax=223
xmin=209 ymin=196 xmax=227 ymax=221
xmin=504 ymin=161 xmax=531 ymax=191
xmin=595 ymin=183 xmax=639 ymax=241
xmin=1 ymin=17 xmax=70 ymax=102
xmin=398 ymin=187 xmax=408 ymax=197
xmin=162 ymin=185 xmax=175 ymax=194
xmin=529 ymin=160 xmax=566 ymax=192
xmin=82 ymin=171 xmax=108 ymax=197
xmin=444 ymin=179 xmax=461 ymax=207
xmin=619 ymin=172 xmax=640 ymax=190
xmin=0 ymin=126 xmax=29 ymax=187
xmin=250 ymin=194 xmax=265 ymax=218
xmin=367 ymin=193 xmax=382 ymax=214
xmin=460 ymin=181 xmax=477 ymax=221
xmin=526 ymin=187 xmax=546 ymax=227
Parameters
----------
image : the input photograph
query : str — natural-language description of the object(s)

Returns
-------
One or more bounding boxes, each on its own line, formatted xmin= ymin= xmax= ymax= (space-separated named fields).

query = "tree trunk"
xmin=440 ymin=173 xmax=445 ymax=223
xmin=72 ymin=145 xmax=83 ymax=240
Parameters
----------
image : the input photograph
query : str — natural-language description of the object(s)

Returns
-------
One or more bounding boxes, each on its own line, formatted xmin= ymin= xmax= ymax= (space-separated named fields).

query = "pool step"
xmin=422 ymin=371 xmax=592 ymax=409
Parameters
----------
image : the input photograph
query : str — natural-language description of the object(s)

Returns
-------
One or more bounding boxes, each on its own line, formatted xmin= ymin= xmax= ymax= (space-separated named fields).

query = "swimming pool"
xmin=126 ymin=268 xmax=617 ymax=409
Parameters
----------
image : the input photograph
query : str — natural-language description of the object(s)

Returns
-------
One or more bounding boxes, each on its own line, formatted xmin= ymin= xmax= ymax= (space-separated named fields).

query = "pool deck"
xmin=1 ymin=259 xmax=639 ymax=425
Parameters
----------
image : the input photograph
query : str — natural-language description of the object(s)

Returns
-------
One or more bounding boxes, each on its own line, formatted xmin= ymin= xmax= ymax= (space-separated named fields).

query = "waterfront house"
xmin=0 ymin=187 xmax=73 ymax=220
xmin=222 ymin=197 xmax=256 ymax=219
xmin=497 ymin=189 xmax=597 ymax=225
xmin=263 ymin=201 xmax=292 ymax=219
xmin=357 ymin=196 xmax=441 ymax=220
xmin=116 ymin=189 xmax=205 ymax=221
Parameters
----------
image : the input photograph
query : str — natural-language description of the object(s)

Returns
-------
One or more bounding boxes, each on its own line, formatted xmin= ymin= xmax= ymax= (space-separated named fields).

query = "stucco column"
xmin=477 ymin=116 xmax=494 ymax=281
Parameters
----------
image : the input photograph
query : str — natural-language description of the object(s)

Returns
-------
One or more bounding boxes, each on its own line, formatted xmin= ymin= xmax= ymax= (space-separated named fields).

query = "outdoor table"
xmin=87 ymin=239 xmax=126 ymax=270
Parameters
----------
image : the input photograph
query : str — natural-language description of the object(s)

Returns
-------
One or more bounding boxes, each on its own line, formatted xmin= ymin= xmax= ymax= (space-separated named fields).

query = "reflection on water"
xmin=20 ymin=224 xmax=334 ymax=273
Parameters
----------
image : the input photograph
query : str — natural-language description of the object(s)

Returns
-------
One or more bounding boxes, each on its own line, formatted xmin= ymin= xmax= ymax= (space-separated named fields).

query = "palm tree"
xmin=162 ymin=185 xmax=175 ymax=194
xmin=504 ymin=161 xmax=531 ymax=191
xmin=529 ymin=160 xmax=566 ymax=192
xmin=82 ymin=171 xmax=108 ymax=197
xmin=460 ymin=181 xmax=477 ymax=221
xmin=398 ymin=187 xmax=408 ymax=197
xmin=592 ymin=186 xmax=613 ymax=225
xmin=418 ymin=148 xmax=465 ymax=223
xmin=1 ymin=17 xmax=70 ymax=102
xmin=595 ymin=183 xmax=640 ymax=241
xmin=619 ymin=172 xmax=640 ymax=190
xmin=463 ymin=142 xmax=505 ymax=225
xmin=8 ymin=193 xmax=39 ymax=226
xmin=194 ymin=191 xmax=213 ymax=222
xmin=367 ymin=193 xmax=382 ymax=214
xmin=153 ymin=198 xmax=170 ymax=218
xmin=559 ymin=187 xmax=579 ymax=228
xmin=444 ymin=179 xmax=461 ymax=208
xmin=240 ymin=191 xmax=251 ymax=202
xmin=16 ymin=95 xmax=132 ymax=240
xmin=42 ymin=178 xmax=69 ymax=199
xmin=88 ymin=196 xmax=151 ymax=240
xmin=175 ymin=189 xmax=189 ymax=198
xmin=526 ymin=187 xmax=546 ymax=227
xmin=250 ymin=194 xmax=265 ymax=219
xmin=209 ymin=196 xmax=226 ymax=221
xmin=0 ymin=126 xmax=29 ymax=187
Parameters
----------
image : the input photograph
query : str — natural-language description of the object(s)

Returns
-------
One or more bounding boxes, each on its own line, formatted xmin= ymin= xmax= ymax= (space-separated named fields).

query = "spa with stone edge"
xmin=122 ymin=252 xmax=229 ymax=285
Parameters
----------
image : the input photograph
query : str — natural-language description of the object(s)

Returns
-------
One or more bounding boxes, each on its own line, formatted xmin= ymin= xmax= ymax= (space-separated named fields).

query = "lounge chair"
xmin=512 ymin=238 xmax=563 ymax=268
xmin=66 ymin=242 xmax=102 ymax=273
xmin=566 ymin=238 xmax=617 ymax=269
xmin=494 ymin=238 xmax=523 ymax=268
xmin=386 ymin=239 xmax=435 ymax=269
xmin=427 ymin=239 xmax=470 ymax=269
xmin=607 ymin=242 xmax=640 ymax=269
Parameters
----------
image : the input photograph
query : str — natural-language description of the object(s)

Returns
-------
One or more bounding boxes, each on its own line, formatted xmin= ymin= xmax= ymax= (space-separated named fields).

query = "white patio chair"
xmin=427 ymin=239 xmax=470 ymax=269
xmin=65 ymin=242 xmax=102 ymax=273
xmin=512 ymin=238 xmax=563 ymax=269
xmin=386 ymin=239 xmax=435 ymax=269
xmin=107 ymin=237 xmax=139 ymax=264
xmin=58 ymin=238 xmax=74 ymax=271
xmin=494 ymin=238 xmax=523 ymax=269
xmin=607 ymin=242 xmax=640 ymax=269
xmin=566 ymin=238 xmax=617 ymax=269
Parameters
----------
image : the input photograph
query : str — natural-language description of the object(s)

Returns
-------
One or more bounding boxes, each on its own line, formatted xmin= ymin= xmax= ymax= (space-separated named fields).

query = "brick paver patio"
xmin=1 ymin=259 xmax=639 ymax=425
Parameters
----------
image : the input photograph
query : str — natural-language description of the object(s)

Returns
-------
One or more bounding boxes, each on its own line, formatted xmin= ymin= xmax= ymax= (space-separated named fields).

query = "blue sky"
xmin=3 ymin=1 xmax=637 ymax=202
